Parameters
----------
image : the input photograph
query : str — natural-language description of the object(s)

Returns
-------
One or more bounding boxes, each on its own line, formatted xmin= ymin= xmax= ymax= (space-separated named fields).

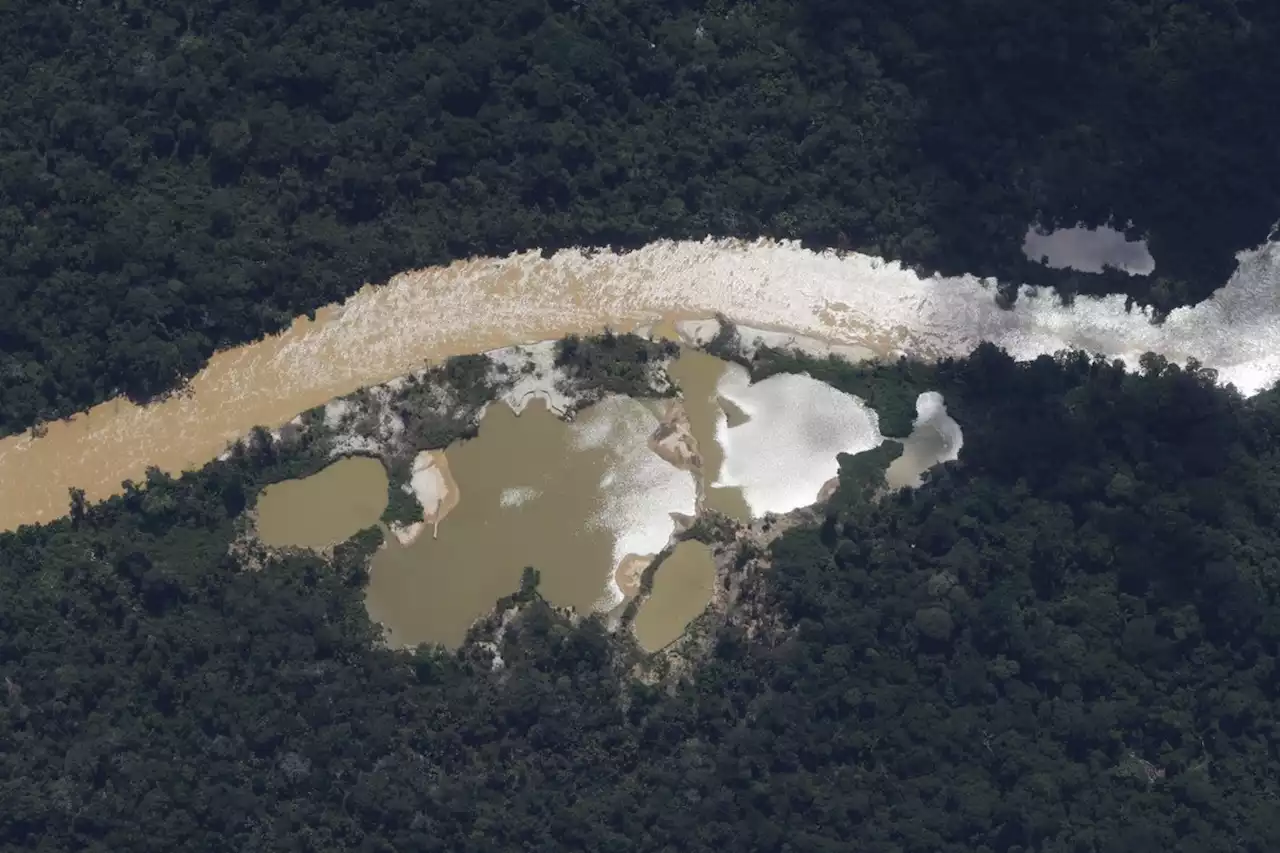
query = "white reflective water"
xmin=713 ymin=364 xmax=885 ymax=516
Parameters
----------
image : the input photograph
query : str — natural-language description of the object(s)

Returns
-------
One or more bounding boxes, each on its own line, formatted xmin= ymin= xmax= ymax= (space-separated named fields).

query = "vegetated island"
xmin=4 ymin=326 xmax=1280 ymax=851
xmin=2 ymin=0 xmax=1278 ymax=436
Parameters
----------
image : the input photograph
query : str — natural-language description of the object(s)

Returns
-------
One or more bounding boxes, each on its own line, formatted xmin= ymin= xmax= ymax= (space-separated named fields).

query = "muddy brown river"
xmin=4 ymin=238 xmax=1275 ymax=531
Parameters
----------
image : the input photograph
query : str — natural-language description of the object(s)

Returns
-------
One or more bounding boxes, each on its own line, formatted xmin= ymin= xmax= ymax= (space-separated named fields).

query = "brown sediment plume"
xmin=648 ymin=316 xmax=684 ymax=342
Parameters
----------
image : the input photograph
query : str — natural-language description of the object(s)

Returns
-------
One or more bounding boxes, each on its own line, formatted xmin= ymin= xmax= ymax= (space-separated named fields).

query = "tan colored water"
xmin=885 ymin=427 xmax=949 ymax=490
xmin=0 ymin=269 xmax=710 ymax=532
xmin=884 ymin=393 xmax=964 ymax=490
xmin=667 ymin=350 xmax=752 ymax=520
xmin=5 ymin=236 xmax=1278 ymax=530
xmin=633 ymin=540 xmax=717 ymax=652
xmin=255 ymin=456 xmax=389 ymax=550
xmin=364 ymin=398 xmax=696 ymax=648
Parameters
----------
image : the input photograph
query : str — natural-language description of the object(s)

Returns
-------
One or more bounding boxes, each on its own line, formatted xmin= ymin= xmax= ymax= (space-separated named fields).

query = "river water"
xmin=3 ymin=237 xmax=1279 ymax=530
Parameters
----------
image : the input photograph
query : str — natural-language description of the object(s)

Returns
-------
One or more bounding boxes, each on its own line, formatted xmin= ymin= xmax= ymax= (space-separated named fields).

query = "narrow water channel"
xmin=666 ymin=349 xmax=753 ymax=521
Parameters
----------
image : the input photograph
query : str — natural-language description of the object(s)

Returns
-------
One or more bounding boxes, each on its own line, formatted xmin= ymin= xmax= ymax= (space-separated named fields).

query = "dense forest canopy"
xmin=6 ymin=1 xmax=1280 ymax=847
xmin=3 ymin=344 xmax=1280 ymax=851
xmin=2 ymin=0 xmax=1278 ymax=435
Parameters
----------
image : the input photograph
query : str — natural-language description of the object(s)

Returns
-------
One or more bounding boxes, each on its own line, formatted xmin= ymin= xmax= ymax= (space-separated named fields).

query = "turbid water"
xmin=885 ymin=392 xmax=965 ymax=490
xmin=365 ymin=398 xmax=695 ymax=648
xmin=4 ymin=237 xmax=1279 ymax=530
xmin=366 ymin=402 xmax=609 ymax=648
xmin=633 ymin=540 xmax=718 ymax=652
xmin=667 ymin=350 xmax=753 ymax=521
xmin=255 ymin=456 xmax=389 ymax=550
xmin=259 ymin=348 xmax=956 ymax=647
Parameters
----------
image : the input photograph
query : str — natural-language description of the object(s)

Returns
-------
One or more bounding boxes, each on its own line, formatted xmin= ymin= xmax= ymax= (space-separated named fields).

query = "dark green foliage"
xmin=555 ymin=331 xmax=678 ymax=401
xmin=701 ymin=315 xmax=749 ymax=366
xmin=5 ymin=344 xmax=1280 ymax=851
xmin=825 ymin=441 xmax=903 ymax=511
xmin=394 ymin=355 xmax=501 ymax=451
xmin=518 ymin=566 xmax=542 ymax=601
xmin=332 ymin=525 xmax=384 ymax=587
xmin=67 ymin=487 xmax=87 ymax=526
xmin=378 ymin=354 xmax=500 ymax=525
xmin=682 ymin=512 xmax=739 ymax=546
xmin=756 ymin=348 xmax=1280 ymax=852
xmin=438 ymin=354 xmax=499 ymax=412
xmin=380 ymin=466 xmax=424 ymax=528
xmin=3 ymin=0 xmax=1277 ymax=436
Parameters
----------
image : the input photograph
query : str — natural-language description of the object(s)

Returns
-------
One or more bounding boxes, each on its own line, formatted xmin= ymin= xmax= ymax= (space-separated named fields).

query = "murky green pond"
xmin=255 ymin=455 xmax=389 ymax=549
xmin=634 ymin=540 xmax=717 ymax=652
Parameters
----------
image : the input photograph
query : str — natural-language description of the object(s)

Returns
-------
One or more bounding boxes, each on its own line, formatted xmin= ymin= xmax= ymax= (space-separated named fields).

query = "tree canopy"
xmin=4 ymin=343 xmax=1280 ymax=851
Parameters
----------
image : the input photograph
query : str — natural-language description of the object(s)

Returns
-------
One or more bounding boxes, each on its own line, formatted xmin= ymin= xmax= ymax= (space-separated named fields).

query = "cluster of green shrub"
xmin=379 ymin=354 xmax=502 ymax=526
xmin=555 ymin=330 xmax=680 ymax=404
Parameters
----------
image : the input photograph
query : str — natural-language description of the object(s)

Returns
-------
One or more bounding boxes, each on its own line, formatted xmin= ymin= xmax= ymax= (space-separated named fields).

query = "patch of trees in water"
xmin=4 ymin=343 xmax=1280 ymax=851
xmin=3 ymin=0 xmax=1278 ymax=436
xmin=556 ymin=330 xmax=680 ymax=407
xmin=377 ymin=354 xmax=501 ymax=527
